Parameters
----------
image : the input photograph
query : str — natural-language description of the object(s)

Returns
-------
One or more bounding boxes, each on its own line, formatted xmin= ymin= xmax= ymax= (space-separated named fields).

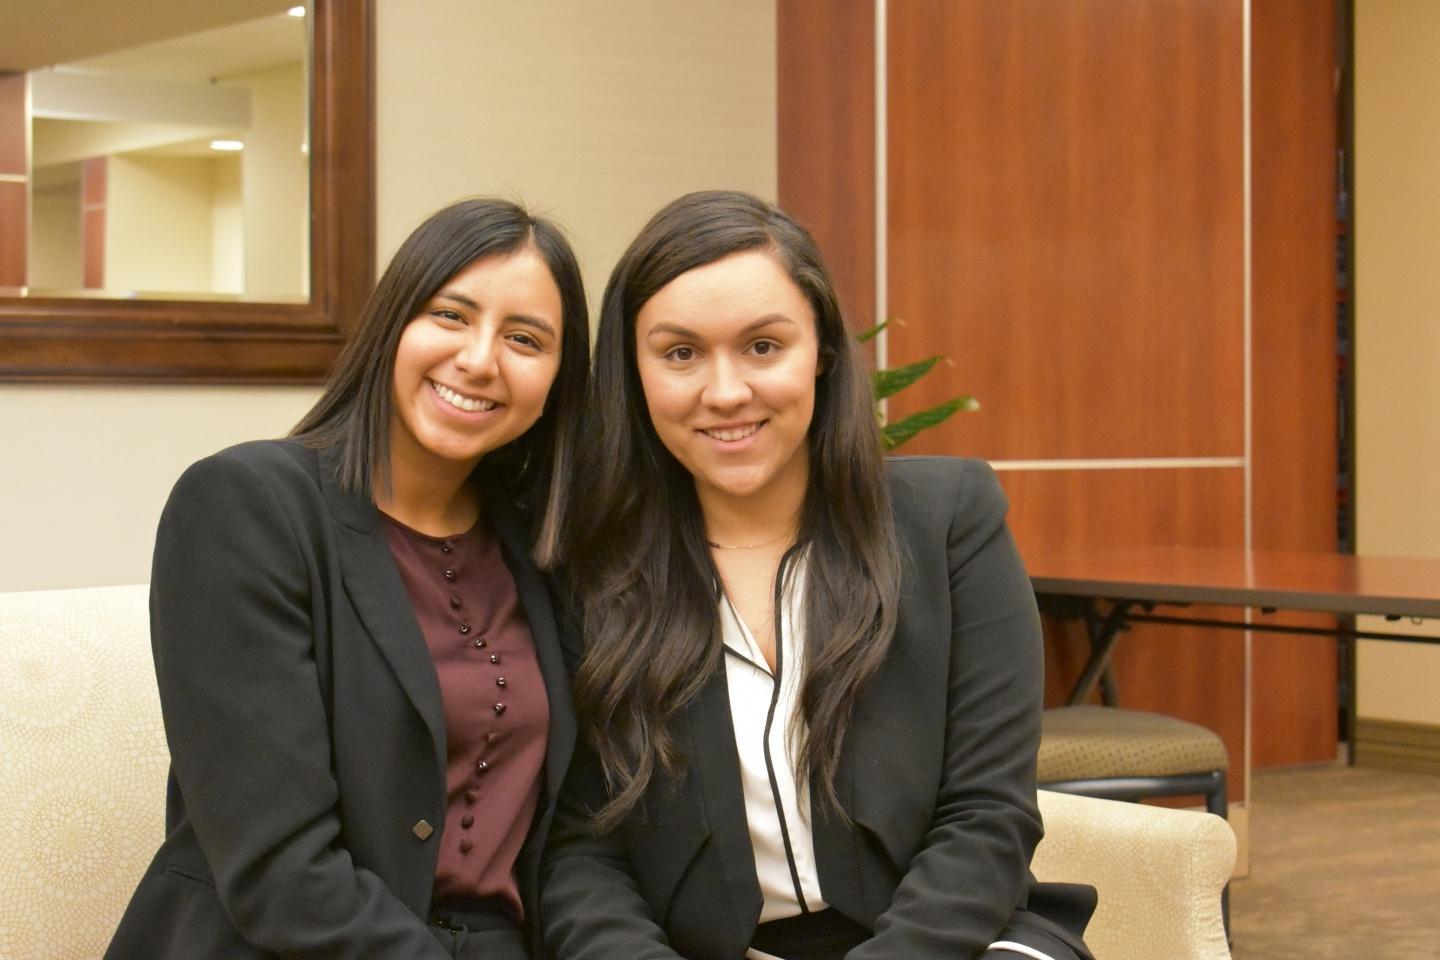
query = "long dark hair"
xmin=567 ymin=190 xmax=901 ymax=828
xmin=291 ymin=197 xmax=589 ymax=564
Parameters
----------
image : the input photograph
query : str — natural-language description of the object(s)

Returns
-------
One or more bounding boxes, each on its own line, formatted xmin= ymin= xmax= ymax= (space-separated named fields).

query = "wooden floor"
xmin=1229 ymin=762 xmax=1440 ymax=959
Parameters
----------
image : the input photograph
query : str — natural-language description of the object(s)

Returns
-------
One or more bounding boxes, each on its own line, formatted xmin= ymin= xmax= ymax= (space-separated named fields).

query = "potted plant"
xmin=861 ymin=319 xmax=978 ymax=449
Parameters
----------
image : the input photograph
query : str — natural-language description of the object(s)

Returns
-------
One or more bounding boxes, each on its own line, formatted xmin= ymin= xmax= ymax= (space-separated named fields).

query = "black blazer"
xmin=106 ymin=439 xmax=578 ymax=960
xmin=541 ymin=457 xmax=1093 ymax=960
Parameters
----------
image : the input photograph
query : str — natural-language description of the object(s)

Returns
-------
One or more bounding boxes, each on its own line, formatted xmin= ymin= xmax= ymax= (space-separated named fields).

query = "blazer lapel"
xmin=320 ymin=452 xmax=447 ymax=772
xmin=684 ymin=666 xmax=764 ymax=941
xmin=814 ymin=701 xmax=915 ymax=928
xmin=812 ymin=711 xmax=867 ymax=923
xmin=814 ymin=606 xmax=933 ymax=928
xmin=483 ymin=488 xmax=576 ymax=812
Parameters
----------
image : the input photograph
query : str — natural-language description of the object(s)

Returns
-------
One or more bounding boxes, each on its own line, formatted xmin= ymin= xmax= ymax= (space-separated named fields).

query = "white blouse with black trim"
xmin=719 ymin=555 xmax=1055 ymax=960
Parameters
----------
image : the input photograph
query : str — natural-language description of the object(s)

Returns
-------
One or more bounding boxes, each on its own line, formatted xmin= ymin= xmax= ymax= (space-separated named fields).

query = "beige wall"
xmin=0 ymin=386 xmax=321 ymax=591
xmin=1354 ymin=0 xmax=1440 ymax=725
xmin=1 ymin=0 xmax=777 ymax=592
xmin=374 ymin=0 xmax=777 ymax=311
xmin=104 ymin=154 xmax=218 ymax=294
xmin=223 ymin=61 xmax=308 ymax=299
xmin=212 ymin=154 xmax=245 ymax=294
xmin=29 ymin=178 xmax=83 ymax=290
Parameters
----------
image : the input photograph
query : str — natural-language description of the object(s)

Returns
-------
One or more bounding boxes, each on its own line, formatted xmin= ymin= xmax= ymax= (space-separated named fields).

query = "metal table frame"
xmin=1027 ymin=547 xmax=1440 ymax=757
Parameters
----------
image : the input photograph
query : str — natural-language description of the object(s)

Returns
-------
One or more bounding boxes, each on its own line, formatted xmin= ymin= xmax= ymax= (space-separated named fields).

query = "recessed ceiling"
xmin=0 ymin=0 xmax=296 ymax=73
xmin=68 ymin=13 xmax=306 ymax=82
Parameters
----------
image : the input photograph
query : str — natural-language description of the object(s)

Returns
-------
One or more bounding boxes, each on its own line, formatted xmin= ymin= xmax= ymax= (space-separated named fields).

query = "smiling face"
xmin=388 ymin=245 xmax=564 ymax=486
xmin=634 ymin=249 xmax=820 ymax=509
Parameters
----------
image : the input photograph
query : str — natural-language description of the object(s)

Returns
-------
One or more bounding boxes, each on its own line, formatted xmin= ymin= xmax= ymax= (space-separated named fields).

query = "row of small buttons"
xmin=445 ymin=538 xmax=513 ymax=855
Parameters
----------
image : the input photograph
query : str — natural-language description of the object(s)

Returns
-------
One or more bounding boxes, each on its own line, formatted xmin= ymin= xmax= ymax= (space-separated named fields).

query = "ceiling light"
xmin=287 ymin=5 xmax=306 ymax=17
xmin=210 ymin=139 xmax=245 ymax=152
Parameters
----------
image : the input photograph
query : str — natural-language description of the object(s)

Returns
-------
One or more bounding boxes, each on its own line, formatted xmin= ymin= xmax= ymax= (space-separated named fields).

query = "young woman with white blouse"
xmin=542 ymin=191 xmax=1096 ymax=960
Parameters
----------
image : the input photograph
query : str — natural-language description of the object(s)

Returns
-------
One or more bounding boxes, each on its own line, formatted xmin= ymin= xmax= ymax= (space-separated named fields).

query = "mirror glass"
xmin=6 ymin=1 xmax=309 ymax=302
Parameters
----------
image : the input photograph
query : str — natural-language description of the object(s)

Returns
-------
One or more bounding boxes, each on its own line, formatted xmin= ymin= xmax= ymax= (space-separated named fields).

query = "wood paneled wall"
xmin=776 ymin=0 xmax=875 ymax=333
xmin=1249 ymin=0 xmax=1340 ymax=767
xmin=886 ymin=0 xmax=1245 ymax=462
xmin=777 ymin=0 xmax=1340 ymax=799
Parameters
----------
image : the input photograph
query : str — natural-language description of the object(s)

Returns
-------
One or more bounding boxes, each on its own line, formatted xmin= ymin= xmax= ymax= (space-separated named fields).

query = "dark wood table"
xmin=1026 ymin=546 xmax=1440 ymax=747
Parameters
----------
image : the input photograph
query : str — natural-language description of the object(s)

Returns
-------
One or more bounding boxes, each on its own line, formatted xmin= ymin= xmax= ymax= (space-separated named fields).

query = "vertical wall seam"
xmin=874 ymin=0 xmax=889 ymax=389
xmin=1242 ymin=0 xmax=1255 ymax=804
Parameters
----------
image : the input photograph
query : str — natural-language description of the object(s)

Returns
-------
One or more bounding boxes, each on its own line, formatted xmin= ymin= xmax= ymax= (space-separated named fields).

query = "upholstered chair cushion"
xmin=0 ymin=585 xmax=165 ymax=960
xmin=1035 ymin=789 xmax=1235 ymax=960
xmin=0 ymin=585 xmax=1234 ymax=960
xmin=1039 ymin=704 xmax=1229 ymax=782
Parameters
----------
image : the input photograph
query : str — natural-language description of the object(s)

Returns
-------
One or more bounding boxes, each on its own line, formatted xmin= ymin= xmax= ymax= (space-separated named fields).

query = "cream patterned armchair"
xmin=1 ymin=585 xmax=167 ymax=960
xmin=0 ymin=585 xmax=1234 ymax=960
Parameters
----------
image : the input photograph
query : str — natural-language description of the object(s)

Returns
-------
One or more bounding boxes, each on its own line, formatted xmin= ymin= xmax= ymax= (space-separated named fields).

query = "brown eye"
xmin=667 ymin=345 xmax=695 ymax=362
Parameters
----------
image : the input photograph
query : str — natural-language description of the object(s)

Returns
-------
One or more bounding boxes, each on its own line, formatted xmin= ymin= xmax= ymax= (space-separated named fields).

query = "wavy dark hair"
xmin=291 ymin=197 xmax=589 ymax=564
xmin=567 ymin=190 xmax=901 ymax=828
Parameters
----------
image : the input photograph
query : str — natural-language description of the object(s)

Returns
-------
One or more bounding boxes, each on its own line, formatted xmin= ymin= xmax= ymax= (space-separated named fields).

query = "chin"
xmin=697 ymin=467 xmax=773 ymax=499
xmin=416 ymin=431 xmax=490 ymax=465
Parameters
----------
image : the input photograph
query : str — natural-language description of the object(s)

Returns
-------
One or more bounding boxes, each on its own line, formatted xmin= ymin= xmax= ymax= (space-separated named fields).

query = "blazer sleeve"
xmin=149 ymin=451 xmax=448 ymax=958
xmin=539 ymin=741 xmax=687 ymax=960
xmin=848 ymin=460 xmax=1045 ymax=959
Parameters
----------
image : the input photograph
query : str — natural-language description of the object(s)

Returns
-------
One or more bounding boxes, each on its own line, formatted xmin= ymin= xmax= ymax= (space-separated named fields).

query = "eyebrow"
xmin=645 ymin=313 xmax=798 ymax=340
xmin=434 ymin=290 xmax=558 ymax=337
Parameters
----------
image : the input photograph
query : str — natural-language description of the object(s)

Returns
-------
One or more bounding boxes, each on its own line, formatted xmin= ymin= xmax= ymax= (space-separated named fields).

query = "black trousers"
xmin=427 ymin=899 xmax=529 ymax=960
xmin=750 ymin=888 xmax=1094 ymax=960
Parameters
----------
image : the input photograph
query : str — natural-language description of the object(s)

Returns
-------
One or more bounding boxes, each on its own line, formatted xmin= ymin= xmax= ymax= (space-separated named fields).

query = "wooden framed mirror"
xmin=0 ymin=0 xmax=372 ymax=383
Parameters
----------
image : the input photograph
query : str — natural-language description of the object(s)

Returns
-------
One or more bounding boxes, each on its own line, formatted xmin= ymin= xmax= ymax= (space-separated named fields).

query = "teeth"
xmin=431 ymin=380 xmax=497 ymax=413
xmin=703 ymin=423 xmax=760 ymax=442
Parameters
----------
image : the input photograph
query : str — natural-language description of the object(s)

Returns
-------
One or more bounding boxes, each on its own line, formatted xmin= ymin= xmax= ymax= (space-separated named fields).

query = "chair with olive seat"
xmin=1038 ymin=705 xmax=1229 ymax=817
xmin=1038 ymin=704 xmax=1231 ymax=932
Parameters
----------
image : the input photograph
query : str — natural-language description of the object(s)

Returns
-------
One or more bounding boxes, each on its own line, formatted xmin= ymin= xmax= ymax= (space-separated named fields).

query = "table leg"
xmin=1098 ymin=665 xmax=1120 ymax=707
xmin=1066 ymin=600 xmax=1134 ymax=705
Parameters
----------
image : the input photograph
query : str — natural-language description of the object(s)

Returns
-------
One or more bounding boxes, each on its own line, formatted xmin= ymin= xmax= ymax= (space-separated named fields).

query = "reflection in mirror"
xmin=10 ymin=1 xmax=309 ymax=302
xmin=0 ymin=0 xmax=370 ymax=383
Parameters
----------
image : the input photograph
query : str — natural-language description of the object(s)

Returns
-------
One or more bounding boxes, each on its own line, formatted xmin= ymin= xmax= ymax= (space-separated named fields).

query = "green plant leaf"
xmin=873 ymin=355 xmax=943 ymax=400
xmin=880 ymin=396 xmax=979 ymax=450
xmin=857 ymin=319 xmax=977 ymax=449
xmin=856 ymin=319 xmax=891 ymax=343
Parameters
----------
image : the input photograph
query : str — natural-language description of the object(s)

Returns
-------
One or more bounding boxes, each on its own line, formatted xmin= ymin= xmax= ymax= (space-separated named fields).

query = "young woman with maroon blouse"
xmin=105 ymin=198 xmax=588 ymax=960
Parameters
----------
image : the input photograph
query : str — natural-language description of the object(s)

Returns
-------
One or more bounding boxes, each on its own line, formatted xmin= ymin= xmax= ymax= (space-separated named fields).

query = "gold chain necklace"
xmin=706 ymin=529 xmax=793 ymax=550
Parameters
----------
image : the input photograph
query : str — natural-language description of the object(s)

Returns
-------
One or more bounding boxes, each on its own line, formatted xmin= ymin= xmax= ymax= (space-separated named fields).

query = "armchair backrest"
xmin=0 ymin=583 xmax=1234 ymax=960
xmin=0 ymin=584 xmax=164 ymax=960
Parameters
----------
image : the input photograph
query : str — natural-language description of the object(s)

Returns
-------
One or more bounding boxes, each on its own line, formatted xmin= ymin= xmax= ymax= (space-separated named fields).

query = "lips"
xmin=430 ymin=379 xmax=498 ymax=413
xmin=700 ymin=421 xmax=763 ymax=442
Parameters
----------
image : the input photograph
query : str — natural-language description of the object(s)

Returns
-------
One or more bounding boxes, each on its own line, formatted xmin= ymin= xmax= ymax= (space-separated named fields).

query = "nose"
xmin=453 ymin=327 xmax=499 ymax=380
xmin=700 ymin=354 xmax=752 ymax=410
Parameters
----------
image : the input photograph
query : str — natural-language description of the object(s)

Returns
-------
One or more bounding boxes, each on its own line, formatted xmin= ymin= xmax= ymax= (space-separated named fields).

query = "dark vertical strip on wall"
xmin=0 ymin=73 xmax=29 ymax=288
xmin=1250 ymin=0 xmax=1341 ymax=767
xmin=81 ymin=157 xmax=106 ymax=290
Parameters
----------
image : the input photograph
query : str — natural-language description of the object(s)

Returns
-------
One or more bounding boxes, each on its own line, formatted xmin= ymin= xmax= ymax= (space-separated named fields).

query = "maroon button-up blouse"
xmin=380 ymin=511 xmax=549 ymax=919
